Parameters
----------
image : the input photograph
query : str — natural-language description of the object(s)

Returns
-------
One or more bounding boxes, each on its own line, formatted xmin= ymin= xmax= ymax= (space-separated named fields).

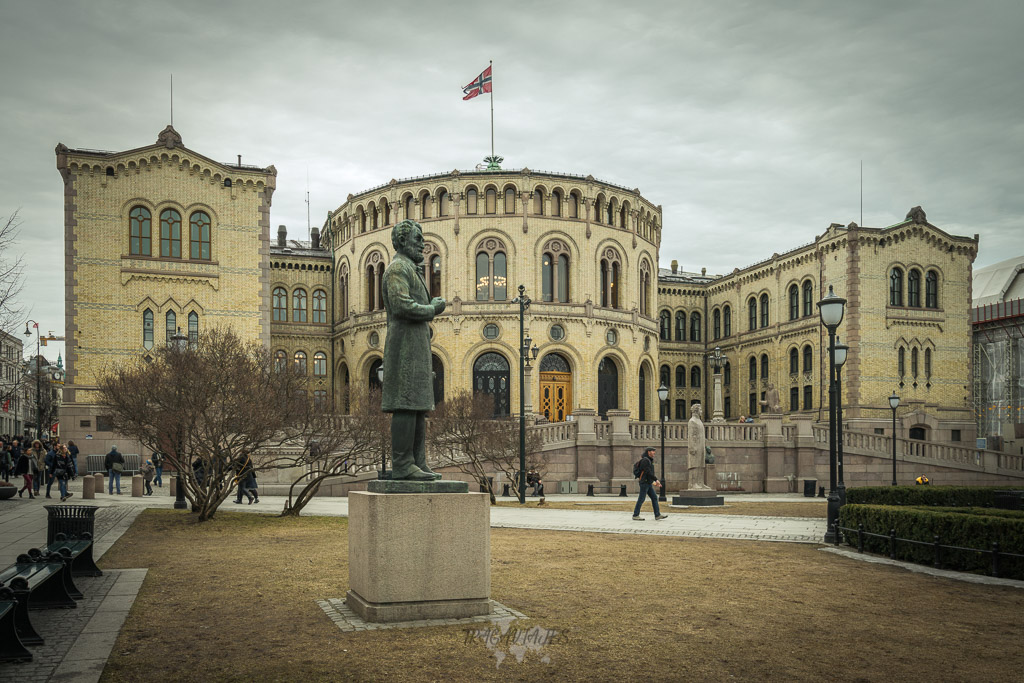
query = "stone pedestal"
xmin=672 ymin=490 xmax=724 ymax=506
xmin=131 ymin=475 xmax=143 ymax=497
xmin=94 ymin=473 xmax=104 ymax=494
xmin=346 ymin=482 xmax=491 ymax=623
xmin=82 ymin=475 xmax=94 ymax=499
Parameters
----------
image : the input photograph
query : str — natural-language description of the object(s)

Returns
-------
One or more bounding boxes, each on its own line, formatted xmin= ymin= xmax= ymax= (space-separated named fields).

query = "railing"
xmin=531 ymin=420 xmax=577 ymax=446
xmin=706 ymin=423 xmax=763 ymax=441
xmin=595 ymin=421 xmax=611 ymax=441
xmin=629 ymin=421 xmax=686 ymax=441
xmin=781 ymin=424 xmax=796 ymax=440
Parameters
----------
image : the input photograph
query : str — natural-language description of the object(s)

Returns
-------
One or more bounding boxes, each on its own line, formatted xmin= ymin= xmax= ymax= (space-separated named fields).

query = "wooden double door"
xmin=539 ymin=371 xmax=572 ymax=422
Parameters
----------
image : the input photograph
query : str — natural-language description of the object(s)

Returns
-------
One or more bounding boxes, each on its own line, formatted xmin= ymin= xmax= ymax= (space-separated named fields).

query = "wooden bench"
xmin=0 ymin=558 xmax=76 ymax=646
xmin=0 ymin=589 xmax=32 ymax=663
xmin=586 ymin=484 xmax=628 ymax=497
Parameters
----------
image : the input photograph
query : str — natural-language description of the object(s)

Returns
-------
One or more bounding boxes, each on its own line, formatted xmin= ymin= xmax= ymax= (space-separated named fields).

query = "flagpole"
xmin=489 ymin=60 xmax=494 ymax=159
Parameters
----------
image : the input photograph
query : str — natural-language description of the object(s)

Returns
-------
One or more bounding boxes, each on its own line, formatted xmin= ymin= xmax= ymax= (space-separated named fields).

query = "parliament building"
xmin=57 ymin=127 xmax=980 ymax=455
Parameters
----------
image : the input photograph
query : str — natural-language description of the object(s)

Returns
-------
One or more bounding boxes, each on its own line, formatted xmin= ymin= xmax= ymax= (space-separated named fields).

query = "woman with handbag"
xmin=54 ymin=445 xmax=74 ymax=502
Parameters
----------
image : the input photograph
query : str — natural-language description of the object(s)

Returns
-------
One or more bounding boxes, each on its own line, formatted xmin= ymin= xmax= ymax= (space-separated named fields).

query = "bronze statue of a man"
xmin=381 ymin=220 xmax=445 ymax=481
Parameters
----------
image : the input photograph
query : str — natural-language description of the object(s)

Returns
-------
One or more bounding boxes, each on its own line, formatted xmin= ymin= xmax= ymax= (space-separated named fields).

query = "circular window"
xmin=368 ymin=331 xmax=379 ymax=348
xmin=550 ymin=324 xmax=565 ymax=341
xmin=606 ymin=328 xmax=618 ymax=346
xmin=483 ymin=323 xmax=500 ymax=339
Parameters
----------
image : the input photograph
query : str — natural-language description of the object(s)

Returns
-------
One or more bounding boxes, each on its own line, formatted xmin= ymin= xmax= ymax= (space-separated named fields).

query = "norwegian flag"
xmin=462 ymin=65 xmax=492 ymax=100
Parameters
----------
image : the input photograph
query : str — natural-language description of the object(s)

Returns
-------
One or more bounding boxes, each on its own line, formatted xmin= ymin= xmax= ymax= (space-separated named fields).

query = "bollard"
xmin=169 ymin=476 xmax=177 ymax=498
xmin=94 ymin=473 xmax=104 ymax=494
xmin=131 ymin=474 xmax=144 ymax=497
xmin=82 ymin=474 xmax=95 ymax=500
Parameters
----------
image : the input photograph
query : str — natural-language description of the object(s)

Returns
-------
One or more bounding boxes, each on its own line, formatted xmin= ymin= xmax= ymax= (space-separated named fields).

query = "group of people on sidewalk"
xmin=102 ymin=446 xmax=164 ymax=495
xmin=1 ymin=435 xmax=79 ymax=502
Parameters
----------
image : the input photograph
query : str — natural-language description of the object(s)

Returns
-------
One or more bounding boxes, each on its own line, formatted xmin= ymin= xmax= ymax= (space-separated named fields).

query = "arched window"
xmin=597 ymin=356 xmax=619 ymax=417
xmin=620 ymin=204 xmax=628 ymax=229
xmin=606 ymin=200 xmax=614 ymax=225
xmin=803 ymin=280 xmax=814 ymax=316
xmin=690 ymin=312 xmax=701 ymax=342
xmin=723 ymin=305 xmax=732 ymax=337
xmin=188 ymin=311 xmax=199 ymax=345
xmin=925 ymin=348 xmax=932 ymax=379
xmin=713 ymin=309 xmax=721 ymax=340
xmin=749 ymin=357 xmax=757 ymax=382
xmin=142 ymin=309 xmax=154 ymax=350
xmin=485 ymin=188 xmax=497 ymax=214
xmin=165 ymin=311 xmax=176 ymax=347
xmin=419 ymin=191 xmax=431 ymax=220
xmin=761 ymin=354 xmax=769 ymax=379
xmin=382 ymin=199 xmax=391 ymax=226
xmin=366 ymin=265 xmax=376 ymax=311
xmin=533 ymin=189 xmax=544 ymax=215
xmin=438 ymin=189 xmax=450 ymax=217
xmin=557 ymin=254 xmax=569 ymax=302
xmin=926 ymin=270 xmax=939 ymax=308
xmin=675 ymin=365 xmax=685 ymax=388
xmin=273 ymin=287 xmax=287 ymax=321
xmin=723 ymin=362 xmax=731 ymax=386
xmin=159 ymin=208 xmax=181 ymax=258
xmin=908 ymin=269 xmax=921 ymax=307
xmin=690 ymin=366 xmax=701 ymax=388
xmin=594 ymin=195 xmax=604 ymax=223
xmin=760 ymin=294 xmax=769 ymax=327
xmin=890 ymin=267 xmax=904 ymax=306
xmin=803 ymin=344 xmax=812 ymax=373
xmin=789 ymin=284 xmax=799 ymax=320
xmin=130 ymin=207 xmax=151 ymax=256
xmin=371 ymin=205 xmax=378 ymax=230
xmin=540 ymin=242 xmax=570 ymax=302
xmin=292 ymin=288 xmax=307 ymax=322
xmin=748 ymin=298 xmax=757 ymax=331
xmin=660 ymin=364 xmax=670 ymax=389
xmin=568 ymin=192 xmax=579 ymax=218
xmin=294 ymin=350 xmax=307 ymax=374
xmin=790 ymin=348 xmax=799 ymax=375
xmin=504 ymin=187 xmax=516 ymax=214
xmin=476 ymin=240 xmax=507 ymax=301
xmin=911 ymin=347 xmax=919 ymax=378
xmin=359 ymin=207 xmax=367 ymax=233
xmin=312 ymin=289 xmax=327 ymax=323
xmin=466 ymin=188 xmax=478 ymax=215
xmin=639 ymin=261 xmax=651 ymax=316
xmin=473 ymin=352 xmax=510 ymax=417
xmin=551 ymin=189 xmax=562 ymax=217
xmin=429 ymin=255 xmax=442 ymax=298
xmin=403 ymin=196 xmax=413 ymax=221
xmin=599 ymin=249 xmax=621 ymax=308
xmin=313 ymin=352 xmax=327 ymax=377
xmin=675 ymin=311 xmax=686 ymax=341
xmin=659 ymin=310 xmax=671 ymax=340
xmin=189 ymin=211 xmax=211 ymax=260
xmin=898 ymin=346 xmax=905 ymax=378
xmin=274 ymin=350 xmax=287 ymax=372
xmin=339 ymin=266 xmax=349 ymax=320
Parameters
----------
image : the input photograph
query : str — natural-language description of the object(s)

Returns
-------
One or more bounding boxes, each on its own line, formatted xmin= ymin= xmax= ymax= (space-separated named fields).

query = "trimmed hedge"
xmin=838 ymin=504 xmax=1024 ymax=580
xmin=846 ymin=486 xmax=1024 ymax=508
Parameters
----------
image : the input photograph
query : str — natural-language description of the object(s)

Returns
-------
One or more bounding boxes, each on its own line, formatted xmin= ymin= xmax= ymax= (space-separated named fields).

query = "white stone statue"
xmin=687 ymin=403 xmax=711 ymax=490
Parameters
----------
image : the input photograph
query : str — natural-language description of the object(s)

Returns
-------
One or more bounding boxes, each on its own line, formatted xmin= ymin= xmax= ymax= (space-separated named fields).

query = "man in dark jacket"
xmin=633 ymin=447 xmax=667 ymax=521
xmin=104 ymin=445 xmax=125 ymax=494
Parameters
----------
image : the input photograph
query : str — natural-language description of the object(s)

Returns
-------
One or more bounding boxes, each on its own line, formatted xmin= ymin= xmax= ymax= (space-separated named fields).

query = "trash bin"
xmin=803 ymin=480 xmax=817 ymax=498
xmin=44 ymin=505 xmax=99 ymax=545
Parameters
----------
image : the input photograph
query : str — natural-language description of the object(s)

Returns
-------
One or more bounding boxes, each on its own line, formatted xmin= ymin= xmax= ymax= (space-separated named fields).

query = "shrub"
xmin=846 ymin=486 xmax=1024 ymax=508
xmin=838 ymin=504 xmax=1024 ymax=580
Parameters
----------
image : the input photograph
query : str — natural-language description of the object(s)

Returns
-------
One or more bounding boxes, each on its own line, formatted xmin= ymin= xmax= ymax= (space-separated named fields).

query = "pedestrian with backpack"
xmin=632 ymin=447 xmax=667 ymax=521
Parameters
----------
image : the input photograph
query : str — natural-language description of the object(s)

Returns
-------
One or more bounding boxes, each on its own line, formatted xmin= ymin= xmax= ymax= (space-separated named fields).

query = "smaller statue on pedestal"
xmin=687 ymin=403 xmax=711 ymax=490
xmin=760 ymin=383 xmax=781 ymax=414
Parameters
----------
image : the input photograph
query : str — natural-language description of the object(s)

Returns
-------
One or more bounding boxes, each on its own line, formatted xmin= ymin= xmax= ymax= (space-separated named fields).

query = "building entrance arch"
xmin=598 ymin=356 xmax=619 ymax=418
xmin=473 ymin=352 xmax=510 ymax=417
xmin=539 ymin=352 xmax=572 ymax=422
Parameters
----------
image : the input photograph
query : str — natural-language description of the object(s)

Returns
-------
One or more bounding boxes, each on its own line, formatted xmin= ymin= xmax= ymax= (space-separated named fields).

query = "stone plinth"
xmin=131 ymin=475 xmax=143 ymax=497
xmin=82 ymin=475 xmax=94 ymax=499
xmin=346 ymin=490 xmax=490 ymax=622
xmin=672 ymin=490 xmax=724 ymax=506
xmin=367 ymin=479 xmax=468 ymax=494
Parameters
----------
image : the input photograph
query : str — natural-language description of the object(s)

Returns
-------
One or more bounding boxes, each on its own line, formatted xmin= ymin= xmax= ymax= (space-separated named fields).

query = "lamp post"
xmin=377 ymin=364 xmax=387 ymax=479
xmin=889 ymin=391 xmax=900 ymax=486
xmin=511 ymin=285 xmax=537 ymax=504
xmin=709 ymin=346 xmax=725 ymax=423
xmin=658 ymin=382 xmax=668 ymax=501
xmin=833 ymin=337 xmax=849 ymax=507
xmin=816 ymin=285 xmax=846 ymax=544
xmin=22 ymin=321 xmax=42 ymax=440
xmin=170 ymin=327 xmax=189 ymax=510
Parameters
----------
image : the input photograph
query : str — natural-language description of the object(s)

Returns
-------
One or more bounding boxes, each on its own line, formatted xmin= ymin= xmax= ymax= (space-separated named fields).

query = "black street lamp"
xmin=23 ymin=321 xmax=42 ymax=440
xmin=834 ymin=337 xmax=849 ymax=507
xmin=171 ymin=327 xmax=189 ymax=510
xmin=817 ymin=285 xmax=846 ymax=544
xmin=658 ymin=382 xmax=668 ymax=502
xmin=889 ymin=391 xmax=900 ymax=486
xmin=511 ymin=285 xmax=537 ymax=504
xmin=377 ymin=364 xmax=387 ymax=479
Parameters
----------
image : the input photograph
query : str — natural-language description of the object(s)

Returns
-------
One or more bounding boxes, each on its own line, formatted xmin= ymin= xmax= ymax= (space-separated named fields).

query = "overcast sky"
xmin=2 ymin=0 xmax=1022 ymax=362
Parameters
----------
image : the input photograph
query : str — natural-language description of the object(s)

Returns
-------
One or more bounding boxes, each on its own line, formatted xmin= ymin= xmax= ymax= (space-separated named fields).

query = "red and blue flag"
xmin=462 ymin=66 xmax=492 ymax=100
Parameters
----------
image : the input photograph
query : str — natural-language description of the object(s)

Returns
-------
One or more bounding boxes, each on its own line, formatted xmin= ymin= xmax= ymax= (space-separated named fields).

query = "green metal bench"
xmin=0 ymin=589 xmax=32 ymax=663
xmin=41 ymin=532 xmax=103 ymax=578
xmin=0 ymin=557 xmax=77 ymax=646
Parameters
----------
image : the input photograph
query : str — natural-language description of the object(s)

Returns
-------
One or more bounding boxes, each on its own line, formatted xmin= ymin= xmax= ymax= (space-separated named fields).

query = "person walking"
xmin=152 ymin=451 xmax=164 ymax=488
xmin=1 ymin=442 xmax=11 ymax=483
xmin=32 ymin=440 xmax=46 ymax=495
xmin=140 ymin=459 xmax=156 ymax=496
xmin=14 ymin=444 xmax=34 ymax=498
xmin=633 ymin=447 xmax=667 ymax=521
xmin=44 ymin=443 xmax=58 ymax=498
xmin=53 ymin=445 xmax=75 ymax=502
xmin=104 ymin=445 xmax=125 ymax=494
xmin=233 ymin=454 xmax=255 ymax=504
xmin=67 ymin=440 xmax=80 ymax=480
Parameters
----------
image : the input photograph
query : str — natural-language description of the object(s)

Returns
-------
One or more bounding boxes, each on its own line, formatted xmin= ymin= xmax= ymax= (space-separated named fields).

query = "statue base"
xmin=368 ymin=479 xmax=469 ymax=494
xmin=672 ymin=490 xmax=724 ymax=506
xmin=346 ymin=490 xmax=491 ymax=623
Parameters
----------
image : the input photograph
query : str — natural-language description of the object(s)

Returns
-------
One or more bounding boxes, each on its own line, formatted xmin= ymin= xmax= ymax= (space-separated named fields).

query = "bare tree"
xmin=428 ymin=391 xmax=545 ymax=504
xmin=97 ymin=328 xmax=322 ymax=521
xmin=0 ymin=211 xmax=26 ymax=409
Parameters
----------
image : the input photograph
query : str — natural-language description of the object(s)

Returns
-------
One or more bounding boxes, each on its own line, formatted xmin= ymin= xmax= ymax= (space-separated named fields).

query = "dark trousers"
xmin=633 ymin=481 xmax=662 ymax=517
xmin=144 ymin=480 xmax=153 ymax=495
xmin=390 ymin=410 xmax=427 ymax=476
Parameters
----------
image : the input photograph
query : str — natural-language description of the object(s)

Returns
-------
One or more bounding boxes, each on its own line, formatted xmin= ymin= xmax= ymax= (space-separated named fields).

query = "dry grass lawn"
xmin=99 ymin=509 xmax=1022 ymax=682
xmin=494 ymin=499 xmax=826 ymax=518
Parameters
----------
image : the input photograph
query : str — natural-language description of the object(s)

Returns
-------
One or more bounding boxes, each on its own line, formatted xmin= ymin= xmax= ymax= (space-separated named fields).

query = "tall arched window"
xmin=551 ymin=190 xmax=562 ymax=217
xmin=274 ymin=350 xmax=287 ymax=372
xmin=898 ymin=347 xmax=905 ymax=378
xmin=675 ymin=365 xmax=685 ymax=388
xmin=675 ymin=311 xmax=686 ymax=341
xmin=312 ymin=289 xmax=327 ymax=323
xmin=188 ymin=311 xmax=199 ymax=345
xmin=690 ymin=312 xmax=701 ymax=342
xmin=690 ymin=366 xmax=701 ymax=388
xmin=533 ymin=189 xmax=544 ymax=215
xmin=606 ymin=200 xmax=615 ymax=225
xmin=749 ymin=357 xmax=757 ymax=381
xmin=403 ymin=196 xmax=413 ymax=220
xmin=504 ymin=187 xmax=516 ymax=214
xmin=890 ymin=267 xmax=904 ymax=306
xmin=429 ymin=255 xmax=442 ymax=298
xmin=926 ymin=270 xmax=939 ymax=308
xmin=339 ymin=266 xmax=349 ymax=320
xmin=476 ymin=240 xmax=507 ymax=301
xmin=568 ymin=192 xmax=579 ymax=219
xmin=130 ymin=206 xmax=151 ymax=256
xmin=802 ymin=280 xmax=814 ymax=316
xmin=366 ymin=265 xmax=376 ymax=311
xmin=485 ymin=188 xmax=497 ymax=214
xmin=189 ymin=211 xmax=211 ymax=260
xmin=292 ymin=288 xmax=307 ymax=322
xmin=911 ymin=347 xmax=919 ymax=378
xmin=803 ymin=344 xmax=812 ymax=373
xmin=599 ymin=249 xmax=620 ymax=308
xmin=660 ymin=364 xmax=670 ymax=390
xmin=639 ymin=262 xmax=651 ymax=316
xmin=294 ymin=350 xmax=307 ymax=374
xmin=473 ymin=352 xmax=510 ymax=417
xmin=466 ymin=188 xmax=478 ymax=215
xmin=713 ymin=309 xmax=721 ymax=340
xmin=789 ymin=285 xmax=799 ymax=320
xmin=594 ymin=195 xmax=604 ymax=223
xmin=908 ymin=269 xmax=921 ymax=307
xmin=925 ymin=348 xmax=932 ymax=379
xmin=723 ymin=305 xmax=731 ymax=337
xmin=659 ymin=310 xmax=671 ymax=340
xmin=273 ymin=287 xmax=287 ymax=321
xmin=790 ymin=348 xmax=799 ymax=374
xmin=313 ymin=352 xmax=327 ymax=377
xmin=557 ymin=254 xmax=569 ymax=302
xmin=760 ymin=294 xmax=769 ymax=327
xmin=438 ymin=189 xmax=450 ymax=217
xmin=165 ymin=311 xmax=176 ymax=347
xmin=418 ymin=191 xmax=431 ymax=220
xmin=142 ymin=309 xmax=154 ymax=350
xmin=723 ymin=362 xmax=731 ymax=386
xmin=748 ymin=298 xmax=757 ymax=331
xmin=359 ymin=207 xmax=367 ymax=233
xmin=159 ymin=208 xmax=181 ymax=258
xmin=382 ymin=199 xmax=390 ymax=226
xmin=540 ymin=242 xmax=570 ymax=302
xmin=761 ymin=354 xmax=769 ymax=379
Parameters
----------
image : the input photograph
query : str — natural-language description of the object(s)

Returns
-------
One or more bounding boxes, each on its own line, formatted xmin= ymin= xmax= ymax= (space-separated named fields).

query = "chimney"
xmin=311 ymin=227 xmax=320 ymax=250
xmin=671 ymin=260 xmax=678 ymax=274
xmin=277 ymin=225 xmax=287 ymax=247
xmin=701 ymin=267 xmax=707 ymax=276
